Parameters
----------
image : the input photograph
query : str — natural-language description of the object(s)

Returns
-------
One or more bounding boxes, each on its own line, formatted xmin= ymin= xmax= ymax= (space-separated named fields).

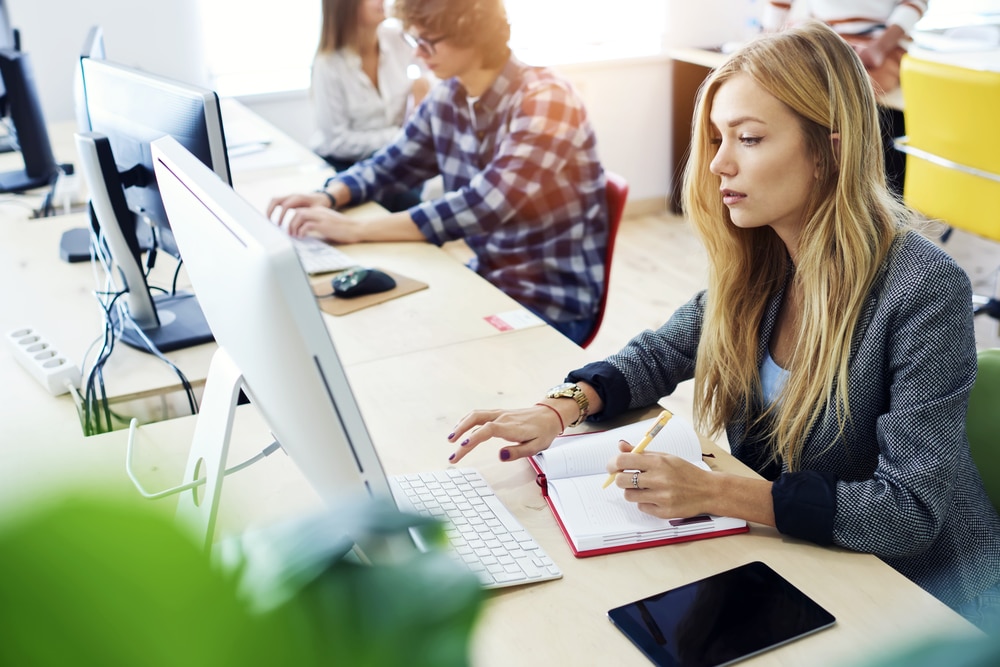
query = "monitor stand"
xmin=59 ymin=203 xmax=153 ymax=263
xmin=109 ymin=290 xmax=215 ymax=353
xmin=175 ymin=347 xmax=243 ymax=553
xmin=173 ymin=348 xmax=363 ymax=561
xmin=0 ymin=166 xmax=55 ymax=192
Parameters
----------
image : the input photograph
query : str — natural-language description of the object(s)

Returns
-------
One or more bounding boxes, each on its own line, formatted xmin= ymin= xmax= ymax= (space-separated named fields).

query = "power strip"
xmin=8 ymin=328 xmax=82 ymax=396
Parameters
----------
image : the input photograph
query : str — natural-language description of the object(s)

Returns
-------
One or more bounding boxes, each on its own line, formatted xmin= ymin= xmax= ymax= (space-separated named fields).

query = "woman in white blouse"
xmin=310 ymin=0 xmax=428 ymax=210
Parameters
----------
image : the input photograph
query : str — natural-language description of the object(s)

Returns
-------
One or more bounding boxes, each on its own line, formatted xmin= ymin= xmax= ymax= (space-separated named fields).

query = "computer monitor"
xmin=0 ymin=0 xmax=18 ymax=121
xmin=150 ymin=135 xmax=392 ymax=547
xmin=74 ymin=25 xmax=105 ymax=133
xmin=76 ymin=57 xmax=232 ymax=353
xmin=0 ymin=2 xmax=60 ymax=194
xmin=62 ymin=24 xmax=114 ymax=264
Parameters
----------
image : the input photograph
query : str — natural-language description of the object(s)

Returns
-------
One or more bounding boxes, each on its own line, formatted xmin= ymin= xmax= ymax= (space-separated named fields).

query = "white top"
xmin=309 ymin=20 xmax=416 ymax=162
xmin=762 ymin=0 xmax=928 ymax=36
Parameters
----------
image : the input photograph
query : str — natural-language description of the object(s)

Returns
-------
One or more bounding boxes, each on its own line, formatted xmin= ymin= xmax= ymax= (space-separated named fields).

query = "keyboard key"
xmin=390 ymin=468 xmax=562 ymax=589
xmin=291 ymin=235 xmax=356 ymax=275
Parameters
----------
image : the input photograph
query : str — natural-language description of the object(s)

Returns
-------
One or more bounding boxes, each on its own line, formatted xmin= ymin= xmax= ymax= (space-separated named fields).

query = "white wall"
xmin=6 ymin=0 xmax=209 ymax=123
xmin=8 ymin=0 xmax=759 ymax=206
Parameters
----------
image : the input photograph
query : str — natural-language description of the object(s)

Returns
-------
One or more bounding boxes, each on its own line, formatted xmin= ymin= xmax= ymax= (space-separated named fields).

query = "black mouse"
xmin=331 ymin=267 xmax=396 ymax=298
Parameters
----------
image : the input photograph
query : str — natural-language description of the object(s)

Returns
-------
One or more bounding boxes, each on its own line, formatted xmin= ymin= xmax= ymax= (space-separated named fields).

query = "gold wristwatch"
xmin=545 ymin=382 xmax=589 ymax=427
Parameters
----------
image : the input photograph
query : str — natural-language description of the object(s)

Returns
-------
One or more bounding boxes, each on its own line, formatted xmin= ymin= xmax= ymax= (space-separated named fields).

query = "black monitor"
xmin=0 ymin=50 xmax=58 ymax=192
xmin=0 ymin=0 xmax=18 ymax=122
xmin=0 ymin=2 xmax=59 ymax=193
xmin=75 ymin=57 xmax=231 ymax=353
xmin=62 ymin=24 xmax=116 ymax=264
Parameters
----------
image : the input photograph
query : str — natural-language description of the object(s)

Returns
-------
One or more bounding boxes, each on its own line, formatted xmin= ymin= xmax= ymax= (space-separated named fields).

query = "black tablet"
xmin=608 ymin=561 xmax=836 ymax=667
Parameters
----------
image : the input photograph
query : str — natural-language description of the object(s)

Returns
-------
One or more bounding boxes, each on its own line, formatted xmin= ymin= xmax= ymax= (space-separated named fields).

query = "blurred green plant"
xmin=0 ymin=491 xmax=482 ymax=666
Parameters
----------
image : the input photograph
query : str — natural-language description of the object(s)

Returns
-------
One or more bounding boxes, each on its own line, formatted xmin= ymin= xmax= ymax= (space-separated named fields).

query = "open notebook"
xmin=529 ymin=415 xmax=748 ymax=557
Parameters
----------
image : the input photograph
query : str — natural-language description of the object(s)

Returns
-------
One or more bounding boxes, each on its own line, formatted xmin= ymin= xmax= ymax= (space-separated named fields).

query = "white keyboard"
xmin=291 ymin=236 xmax=356 ymax=275
xmin=391 ymin=468 xmax=563 ymax=589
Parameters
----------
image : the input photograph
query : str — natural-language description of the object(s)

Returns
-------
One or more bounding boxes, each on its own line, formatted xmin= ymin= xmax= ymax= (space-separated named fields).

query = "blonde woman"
xmin=310 ymin=0 xmax=428 ymax=210
xmin=448 ymin=22 xmax=1000 ymax=630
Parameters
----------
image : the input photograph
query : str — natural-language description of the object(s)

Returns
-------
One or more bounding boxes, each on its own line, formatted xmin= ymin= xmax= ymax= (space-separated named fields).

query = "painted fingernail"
xmin=499 ymin=449 xmax=510 ymax=461
xmin=448 ymin=453 xmax=456 ymax=461
xmin=447 ymin=432 xmax=455 ymax=440
xmin=460 ymin=438 xmax=470 ymax=447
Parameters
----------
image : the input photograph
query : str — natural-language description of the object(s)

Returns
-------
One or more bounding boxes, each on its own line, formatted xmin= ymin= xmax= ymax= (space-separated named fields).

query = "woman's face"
xmin=708 ymin=73 xmax=820 ymax=252
xmin=357 ymin=0 xmax=386 ymax=29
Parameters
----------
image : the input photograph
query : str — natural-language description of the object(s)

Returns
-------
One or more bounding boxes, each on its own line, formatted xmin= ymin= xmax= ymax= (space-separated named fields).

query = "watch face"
xmin=549 ymin=382 xmax=576 ymax=396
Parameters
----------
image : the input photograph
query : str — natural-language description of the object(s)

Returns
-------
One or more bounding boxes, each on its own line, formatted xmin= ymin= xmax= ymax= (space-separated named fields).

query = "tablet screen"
xmin=608 ymin=561 xmax=835 ymax=667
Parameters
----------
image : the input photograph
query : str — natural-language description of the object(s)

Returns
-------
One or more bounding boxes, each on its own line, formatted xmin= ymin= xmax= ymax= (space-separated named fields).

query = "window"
xmin=506 ymin=0 xmax=666 ymax=66
xmin=197 ymin=0 xmax=320 ymax=97
xmin=198 ymin=0 xmax=667 ymax=98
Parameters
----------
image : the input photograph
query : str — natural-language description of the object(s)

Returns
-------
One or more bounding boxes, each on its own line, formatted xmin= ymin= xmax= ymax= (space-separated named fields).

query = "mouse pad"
xmin=311 ymin=268 xmax=428 ymax=315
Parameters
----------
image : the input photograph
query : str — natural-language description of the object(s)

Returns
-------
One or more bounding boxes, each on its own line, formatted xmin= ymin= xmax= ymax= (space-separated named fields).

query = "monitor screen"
xmin=0 ymin=0 xmax=14 ymax=108
xmin=0 ymin=48 xmax=59 ymax=193
xmin=151 ymin=135 xmax=392 ymax=538
xmin=0 ymin=1 xmax=14 ymax=52
xmin=80 ymin=57 xmax=231 ymax=260
xmin=0 ymin=0 xmax=16 ymax=126
xmin=74 ymin=25 xmax=106 ymax=133
xmin=76 ymin=57 xmax=231 ymax=352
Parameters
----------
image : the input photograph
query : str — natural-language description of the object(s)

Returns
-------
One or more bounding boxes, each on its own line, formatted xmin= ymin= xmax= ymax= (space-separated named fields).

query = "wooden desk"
xmin=61 ymin=324 xmax=980 ymax=667
xmin=0 ymin=101 xmax=980 ymax=667
xmin=0 ymin=102 xmax=526 ymax=433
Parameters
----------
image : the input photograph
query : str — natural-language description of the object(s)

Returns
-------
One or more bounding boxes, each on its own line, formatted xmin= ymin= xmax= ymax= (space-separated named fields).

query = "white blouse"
xmin=309 ymin=20 xmax=417 ymax=162
xmin=762 ymin=0 xmax=927 ymax=36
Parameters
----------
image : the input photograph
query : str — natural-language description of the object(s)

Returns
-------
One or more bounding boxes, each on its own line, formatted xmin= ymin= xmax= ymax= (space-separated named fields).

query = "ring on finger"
xmin=631 ymin=471 xmax=640 ymax=489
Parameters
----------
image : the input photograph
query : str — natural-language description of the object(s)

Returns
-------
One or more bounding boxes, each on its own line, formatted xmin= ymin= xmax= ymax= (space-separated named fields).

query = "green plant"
xmin=0 ymin=491 xmax=482 ymax=666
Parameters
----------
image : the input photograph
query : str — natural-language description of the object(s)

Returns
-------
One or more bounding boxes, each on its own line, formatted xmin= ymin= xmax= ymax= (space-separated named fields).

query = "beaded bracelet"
xmin=535 ymin=402 xmax=566 ymax=434
xmin=315 ymin=189 xmax=336 ymax=208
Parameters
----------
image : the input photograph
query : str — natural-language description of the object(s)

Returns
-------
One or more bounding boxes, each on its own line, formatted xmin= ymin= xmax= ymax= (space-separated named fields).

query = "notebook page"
xmin=534 ymin=415 xmax=702 ymax=480
xmin=545 ymin=464 xmax=739 ymax=552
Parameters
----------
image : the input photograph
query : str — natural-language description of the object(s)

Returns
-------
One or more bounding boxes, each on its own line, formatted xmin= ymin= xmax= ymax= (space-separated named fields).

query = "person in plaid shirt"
xmin=268 ymin=0 xmax=608 ymax=345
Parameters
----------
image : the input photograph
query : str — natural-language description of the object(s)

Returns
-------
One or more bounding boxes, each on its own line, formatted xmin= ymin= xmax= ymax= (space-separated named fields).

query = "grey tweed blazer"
xmin=571 ymin=231 xmax=1000 ymax=608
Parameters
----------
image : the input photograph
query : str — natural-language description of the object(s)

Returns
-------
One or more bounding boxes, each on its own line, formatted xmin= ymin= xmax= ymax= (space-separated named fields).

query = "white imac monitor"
xmin=150 ymin=135 xmax=393 ymax=545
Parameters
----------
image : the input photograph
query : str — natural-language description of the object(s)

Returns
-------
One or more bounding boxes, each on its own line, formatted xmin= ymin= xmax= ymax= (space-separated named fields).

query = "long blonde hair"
xmin=682 ymin=21 xmax=909 ymax=470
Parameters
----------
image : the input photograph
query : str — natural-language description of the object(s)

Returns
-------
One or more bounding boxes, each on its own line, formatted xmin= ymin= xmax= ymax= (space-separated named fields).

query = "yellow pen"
xmin=601 ymin=409 xmax=674 ymax=489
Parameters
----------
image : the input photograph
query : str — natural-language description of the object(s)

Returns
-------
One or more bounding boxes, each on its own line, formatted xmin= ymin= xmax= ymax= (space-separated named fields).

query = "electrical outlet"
xmin=8 ymin=328 xmax=81 ymax=396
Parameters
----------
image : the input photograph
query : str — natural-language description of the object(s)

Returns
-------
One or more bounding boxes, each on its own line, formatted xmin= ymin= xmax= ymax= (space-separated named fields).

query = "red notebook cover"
xmin=527 ymin=456 xmax=749 ymax=558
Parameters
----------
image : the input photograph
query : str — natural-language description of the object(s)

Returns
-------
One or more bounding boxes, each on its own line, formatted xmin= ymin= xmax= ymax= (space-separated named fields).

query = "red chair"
xmin=580 ymin=171 xmax=629 ymax=348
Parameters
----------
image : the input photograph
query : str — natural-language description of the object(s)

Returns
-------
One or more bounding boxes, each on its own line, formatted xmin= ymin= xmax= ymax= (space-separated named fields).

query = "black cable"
xmin=83 ymin=224 xmax=199 ymax=432
xmin=122 ymin=309 xmax=199 ymax=417
xmin=83 ymin=229 xmax=126 ymax=435
xmin=170 ymin=259 xmax=183 ymax=296
xmin=83 ymin=290 xmax=124 ymax=435
xmin=33 ymin=165 xmax=66 ymax=219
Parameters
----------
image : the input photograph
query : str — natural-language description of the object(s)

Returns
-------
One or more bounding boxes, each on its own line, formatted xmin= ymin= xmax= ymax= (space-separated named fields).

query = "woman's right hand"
xmin=447 ymin=405 xmax=566 ymax=464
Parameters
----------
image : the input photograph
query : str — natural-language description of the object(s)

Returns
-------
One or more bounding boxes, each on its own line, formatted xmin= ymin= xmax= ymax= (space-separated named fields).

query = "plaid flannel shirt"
xmin=329 ymin=55 xmax=608 ymax=324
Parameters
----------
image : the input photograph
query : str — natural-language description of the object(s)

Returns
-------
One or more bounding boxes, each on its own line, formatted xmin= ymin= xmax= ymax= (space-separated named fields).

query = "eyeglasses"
xmin=402 ymin=31 xmax=448 ymax=56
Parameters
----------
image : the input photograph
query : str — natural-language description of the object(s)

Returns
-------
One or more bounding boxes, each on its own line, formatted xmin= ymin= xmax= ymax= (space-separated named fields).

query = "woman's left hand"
xmin=608 ymin=441 xmax=716 ymax=519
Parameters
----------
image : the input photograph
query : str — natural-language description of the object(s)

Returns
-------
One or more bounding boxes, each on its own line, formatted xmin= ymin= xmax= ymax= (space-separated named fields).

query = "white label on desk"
xmin=484 ymin=309 xmax=546 ymax=332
